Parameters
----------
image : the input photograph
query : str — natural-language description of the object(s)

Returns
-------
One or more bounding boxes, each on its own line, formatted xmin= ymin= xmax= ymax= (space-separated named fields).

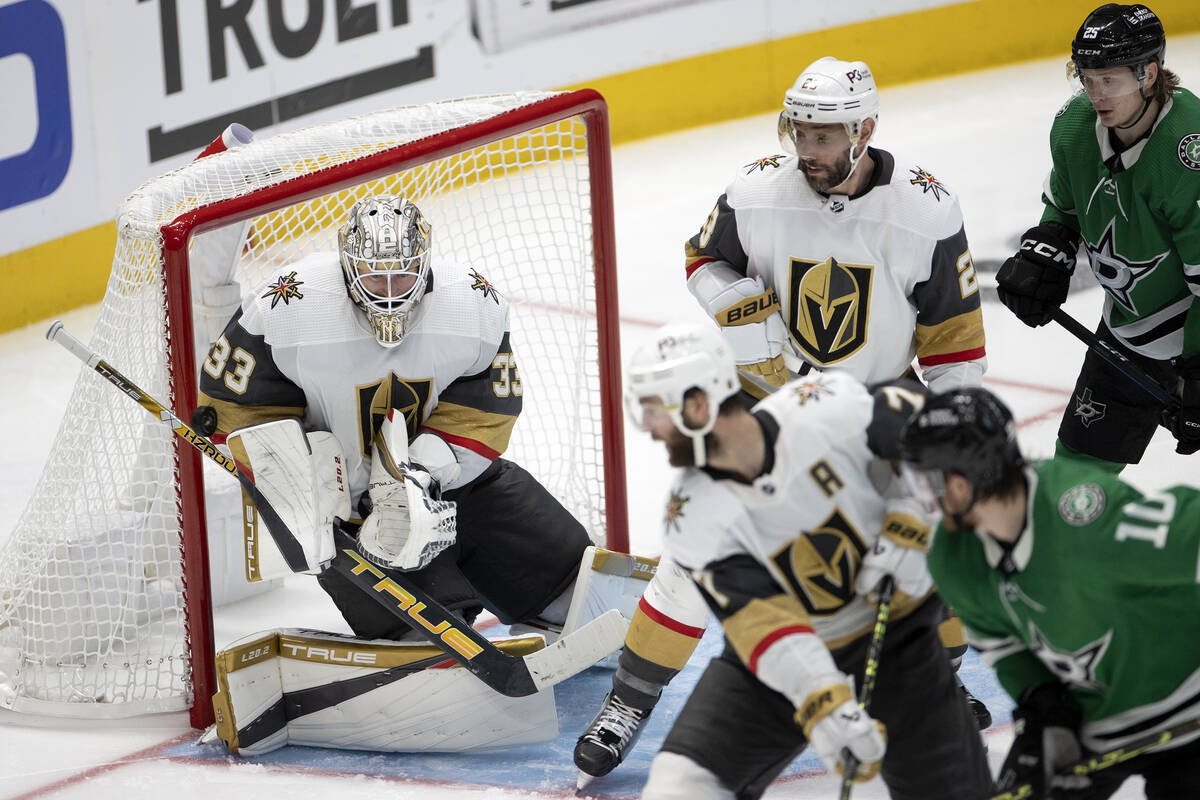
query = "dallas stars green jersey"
xmin=926 ymin=458 xmax=1200 ymax=753
xmin=1041 ymin=89 xmax=1200 ymax=359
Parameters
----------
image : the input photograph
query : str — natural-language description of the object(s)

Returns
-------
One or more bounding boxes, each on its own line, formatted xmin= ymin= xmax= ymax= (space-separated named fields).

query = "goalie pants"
xmin=317 ymin=457 xmax=591 ymax=637
xmin=1058 ymin=320 xmax=1179 ymax=465
xmin=655 ymin=594 xmax=993 ymax=800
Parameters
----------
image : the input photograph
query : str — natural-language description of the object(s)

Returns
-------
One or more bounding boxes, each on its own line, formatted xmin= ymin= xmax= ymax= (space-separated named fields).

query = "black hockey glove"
xmin=996 ymin=222 xmax=1080 ymax=328
xmin=1161 ymin=354 xmax=1200 ymax=455
xmin=996 ymin=683 xmax=1091 ymax=799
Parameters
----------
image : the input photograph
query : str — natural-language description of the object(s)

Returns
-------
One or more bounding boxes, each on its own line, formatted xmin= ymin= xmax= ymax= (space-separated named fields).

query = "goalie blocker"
xmin=206 ymin=545 xmax=654 ymax=754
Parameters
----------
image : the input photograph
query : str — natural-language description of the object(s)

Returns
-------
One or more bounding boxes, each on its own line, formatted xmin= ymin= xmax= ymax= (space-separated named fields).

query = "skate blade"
xmin=576 ymin=769 xmax=596 ymax=793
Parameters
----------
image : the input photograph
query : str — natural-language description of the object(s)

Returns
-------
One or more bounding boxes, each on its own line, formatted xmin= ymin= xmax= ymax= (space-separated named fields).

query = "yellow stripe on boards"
xmin=0 ymin=221 xmax=115 ymax=333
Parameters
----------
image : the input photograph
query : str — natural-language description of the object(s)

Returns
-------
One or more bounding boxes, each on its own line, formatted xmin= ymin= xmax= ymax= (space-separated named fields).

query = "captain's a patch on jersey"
xmin=744 ymin=154 xmax=787 ymax=173
xmin=470 ymin=268 xmax=500 ymax=303
xmin=262 ymin=271 xmax=305 ymax=308
xmin=665 ymin=491 xmax=690 ymax=532
xmin=908 ymin=167 xmax=949 ymax=201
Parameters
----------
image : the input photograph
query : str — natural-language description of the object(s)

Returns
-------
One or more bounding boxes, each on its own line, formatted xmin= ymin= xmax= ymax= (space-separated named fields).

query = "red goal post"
xmin=0 ymin=90 xmax=627 ymax=729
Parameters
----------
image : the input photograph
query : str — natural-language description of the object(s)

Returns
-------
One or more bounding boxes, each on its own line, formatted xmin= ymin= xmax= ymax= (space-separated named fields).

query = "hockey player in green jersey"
xmin=995 ymin=4 xmax=1200 ymax=467
xmin=899 ymin=387 xmax=1200 ymax=798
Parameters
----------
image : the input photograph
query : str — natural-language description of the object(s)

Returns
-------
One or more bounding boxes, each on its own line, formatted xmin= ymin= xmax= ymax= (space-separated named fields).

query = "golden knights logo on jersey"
xmin=772 ymin=508 xmax=867 ymax=615
xmin=665 ymin=491 xmax=690 ymax=533
xmin=261 ymin=271 xmax=305 ymax=308
xmin=356 ymin=374 xmax=434 ymax=457
xmin=744 ymin=154 xmax=786 ymax=173
xmin=787 ymin=257 xmax=873 ymax=365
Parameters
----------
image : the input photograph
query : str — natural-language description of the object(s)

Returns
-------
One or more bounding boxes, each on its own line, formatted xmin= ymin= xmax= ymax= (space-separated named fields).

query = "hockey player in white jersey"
xmin=576 ymin=57 xmax=990 ymax=784
xmin=194 ymin=195 xmax=595 ymax=665
xmin=592 ymin=323 xmax=993 ymax=799
xmin=686 ymin=56 xmax=986 ymax=397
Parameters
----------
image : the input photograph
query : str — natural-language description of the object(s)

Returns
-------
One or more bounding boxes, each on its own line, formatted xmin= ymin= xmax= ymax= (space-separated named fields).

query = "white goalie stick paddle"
xmin=47 ymin=321 xmax=626 ymax=697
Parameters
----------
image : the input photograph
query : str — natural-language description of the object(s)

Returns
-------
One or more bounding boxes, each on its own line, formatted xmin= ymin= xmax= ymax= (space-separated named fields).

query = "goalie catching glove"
xmin=357 ymin=411 xmax=457 ymax=571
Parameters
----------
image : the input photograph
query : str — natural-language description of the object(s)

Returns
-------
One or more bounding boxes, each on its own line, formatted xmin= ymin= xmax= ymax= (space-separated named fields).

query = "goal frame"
xmin=159 ymin=90 xmax=626 ymax=729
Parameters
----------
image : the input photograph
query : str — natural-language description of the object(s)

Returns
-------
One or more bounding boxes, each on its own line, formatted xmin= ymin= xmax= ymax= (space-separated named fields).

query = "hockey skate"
xmin=574 ymin=691 xmax=652 ymax=789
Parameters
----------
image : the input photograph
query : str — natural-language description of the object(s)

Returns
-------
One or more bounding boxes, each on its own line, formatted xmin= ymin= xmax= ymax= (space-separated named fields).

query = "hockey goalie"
xmin=188 ymin=189 xmax=645 ymax=754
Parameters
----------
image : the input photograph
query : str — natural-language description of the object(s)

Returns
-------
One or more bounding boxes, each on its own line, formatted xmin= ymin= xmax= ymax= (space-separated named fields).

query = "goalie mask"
xmin=778 ymin=57 xmax=879 ymax=185
xmin=339 ymin=196 xmax=432 ymax=347
xmin=625 ymin=322 xmax=739 ymax=467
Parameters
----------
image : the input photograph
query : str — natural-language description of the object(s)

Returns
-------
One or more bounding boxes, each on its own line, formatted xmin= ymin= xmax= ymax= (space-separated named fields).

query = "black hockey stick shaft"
xmin=46 ymin=321 xmax=546 ymax=696
xmin=988 ymin=714 xmax=1200 ymax=800
xmin=1050 ymin=308 xmax=1178 ymax=409
xmin=839 ymin=575 xmax=894 ymax=800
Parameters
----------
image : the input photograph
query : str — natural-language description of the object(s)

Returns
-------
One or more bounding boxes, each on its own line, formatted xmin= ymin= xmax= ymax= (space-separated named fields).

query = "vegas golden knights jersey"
xmin=686 ymin=148 xmax=986 ymax=397
xmin=197 ymin=252 xmax=521 ymax=507
xmin=644 ymin=372 xmax=931 ymax=701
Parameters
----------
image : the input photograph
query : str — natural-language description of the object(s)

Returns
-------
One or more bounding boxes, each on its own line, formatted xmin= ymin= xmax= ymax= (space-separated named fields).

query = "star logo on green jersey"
xmin=1085 ymin=220 xmax=1168 ymax=315
xmin=1028 ymin=622 xmax=1112 ymax=693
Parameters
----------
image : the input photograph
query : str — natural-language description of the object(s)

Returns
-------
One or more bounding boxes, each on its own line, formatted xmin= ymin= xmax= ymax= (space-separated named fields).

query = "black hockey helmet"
xmin=1071 ymin=4 xmax=1165 ymax=71
xmin=898 ymin=388 xmax=1022 ymax=497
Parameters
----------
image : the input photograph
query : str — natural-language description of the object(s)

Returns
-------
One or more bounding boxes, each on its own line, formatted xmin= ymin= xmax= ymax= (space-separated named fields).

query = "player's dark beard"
xmin=665 ymin=429 xmax=721 ymax=468
xmin=799 ymin=151 xmax=853 ymax=193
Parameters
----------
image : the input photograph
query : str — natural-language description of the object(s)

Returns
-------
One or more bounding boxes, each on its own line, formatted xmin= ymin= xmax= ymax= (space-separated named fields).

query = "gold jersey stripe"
xmin=938 ymin=615 xmax=966 ymax=650
xmin=723 ymin=594 xmax=813 ymax=668
xmin=914 ymin=309 xmax=986 ymax=358
xmin=422 ymin=400 xmax=518 ymax=455
xmin=196 ymin=392 xmax=304 ymax=436
xmin=626 ymin=605 xmax=704 ymax=671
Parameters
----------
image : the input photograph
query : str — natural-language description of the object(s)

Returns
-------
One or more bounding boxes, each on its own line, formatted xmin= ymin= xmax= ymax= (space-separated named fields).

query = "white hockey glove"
xmin=855 ymin=500 xmax=934 ymax=601
xmin=706 ymin=275 xmax=791 ymax=387
xmin=798 ymin=675 xmax=886 ymax=782
xmin=357 ymin=413 xmax=457 ymax=571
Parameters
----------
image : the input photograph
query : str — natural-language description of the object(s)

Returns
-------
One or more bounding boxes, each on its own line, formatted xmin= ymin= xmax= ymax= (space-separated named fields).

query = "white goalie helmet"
xmin=625 ymin=321 xmax=740 ymax=467
xmin=339 ymin=196 xmax=432 ymax=347
xmin=778 ymin=56 xmax=879 ymax=170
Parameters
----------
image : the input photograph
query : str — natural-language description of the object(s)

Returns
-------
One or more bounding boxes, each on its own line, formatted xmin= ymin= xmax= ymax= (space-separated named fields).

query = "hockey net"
xmin=0 ymin=90 xmax=626 ymax=727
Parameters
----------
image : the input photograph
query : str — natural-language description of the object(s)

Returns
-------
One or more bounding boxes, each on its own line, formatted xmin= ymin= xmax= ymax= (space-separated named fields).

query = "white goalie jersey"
xmin=649 ymin=372 xmax=933 ymax=697
xmin=197 ymin=252 xmax=521 ymax=508
xmin=685 ymin=149 xmax=987 ymax=396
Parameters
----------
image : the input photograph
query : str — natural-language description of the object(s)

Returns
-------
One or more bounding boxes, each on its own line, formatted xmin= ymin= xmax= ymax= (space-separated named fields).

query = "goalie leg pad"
xmin=210 ymin=628 xmax=557 ymax=755
xmin=227 ymin=419 xmax=348 ymax=580
xmin=554 ymin=546 xmax=659 ymax=668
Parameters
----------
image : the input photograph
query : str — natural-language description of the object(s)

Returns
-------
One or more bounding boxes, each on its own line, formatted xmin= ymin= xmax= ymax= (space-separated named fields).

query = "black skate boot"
xmin=956 ymin=673 xmax=993 ymax=730
xmin=574 ymin=691 xmax=652 ymax=789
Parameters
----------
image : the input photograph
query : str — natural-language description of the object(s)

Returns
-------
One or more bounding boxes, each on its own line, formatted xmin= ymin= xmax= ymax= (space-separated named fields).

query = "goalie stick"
xmin=1051 ymin=308 xmax=1179 ymax=410
xmin=46 ymin=321 xmax=625 ymax=698
xmin=988 ymin=714 xmax=1200 ymax=800
xmin=839 ymin=575 xmax=894 ymax=800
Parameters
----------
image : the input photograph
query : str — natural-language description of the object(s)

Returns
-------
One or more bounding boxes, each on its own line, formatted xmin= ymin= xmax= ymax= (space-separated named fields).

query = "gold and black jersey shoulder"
xmin=195 ymin=308 xmax=306 ymax=436
xmin=912 ymin=224 xmax=986 ymax=369
xmin=419 ymin=330 xmax=522 ymax=461
xmin=865 ymin=379 xmax=929 ymax=460
xmin=685 ymin=192 xmax=748 ymax=279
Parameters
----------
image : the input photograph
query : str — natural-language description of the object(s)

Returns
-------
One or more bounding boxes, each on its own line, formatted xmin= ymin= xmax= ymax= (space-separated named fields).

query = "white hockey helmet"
xmin=339 ymin=196 xmax=432 ymax=347
xmin=625 ymin=321 xmax=740 ymax=467
xmin=778 ymin=57 xmax=879 ymax=171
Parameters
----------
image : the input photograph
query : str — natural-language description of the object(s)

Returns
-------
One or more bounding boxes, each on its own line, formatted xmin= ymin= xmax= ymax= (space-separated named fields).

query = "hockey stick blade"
xmin=988 ymin=715 xmax=1200 ymax=800
xmin=47 ymin=321 xmax=624 ymax=698
xmin=1050 ymin=308 xmax=1178 ymax=409
xmin=522 ymin=607 xmax=627 ymax=692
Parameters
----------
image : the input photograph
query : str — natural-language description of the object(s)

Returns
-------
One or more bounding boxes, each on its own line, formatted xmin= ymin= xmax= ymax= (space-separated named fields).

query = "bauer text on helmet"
xmin=779 ymin=57 xmax=879 ymax=189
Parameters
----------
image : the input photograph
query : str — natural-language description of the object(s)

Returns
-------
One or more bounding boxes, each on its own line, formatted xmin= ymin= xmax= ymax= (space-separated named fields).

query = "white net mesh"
xmin=0 ymin=91 xmax=617 ymax=720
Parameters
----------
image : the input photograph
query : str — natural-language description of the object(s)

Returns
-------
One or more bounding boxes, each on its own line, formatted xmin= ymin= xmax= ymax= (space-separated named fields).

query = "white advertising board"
xmin=0 ymin=0 xmax=958 ymax=255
